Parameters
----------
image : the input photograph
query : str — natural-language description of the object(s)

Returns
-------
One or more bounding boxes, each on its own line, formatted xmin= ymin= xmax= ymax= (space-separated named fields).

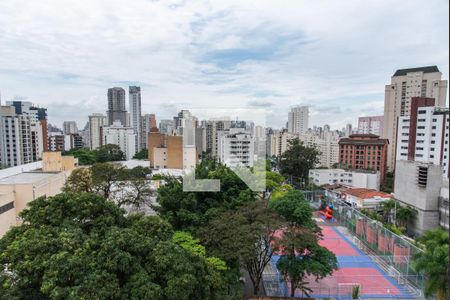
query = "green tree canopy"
xmin=199 ymin=200 xmax=285 ymax=295
xmin=0 ymin=193 xmax=225 ymax=300
xmin=155 ymin=161 xmax=257 ymax=231
xmin=95 ymin=144 xmax=126 ymax=162
xmin=395 ymin=205 xmax=416 ymax=229
xmin=413 ymin=228 xmax=449 ymax=300
xmin=269 ymin=189 xmax=317 ymax=229
xmin=63 ymin=148 xmax=97 ymax=165
xmin=133 ymin=148 xmax=148 ymax=160
xmin=64 ymin=164 xmax=153 ymax=208
xmin=266 ymin=171 xmax=285 ymax=192
xmin=278 ymin=138 xmax=320 ymax=187
xmin=63 ymin=144 xmax=126 ymax=165
xmin=276 ymin=226 xmax=338 ymax=297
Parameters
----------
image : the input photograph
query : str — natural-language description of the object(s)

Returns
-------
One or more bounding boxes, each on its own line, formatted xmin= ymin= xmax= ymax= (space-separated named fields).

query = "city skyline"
xmin=0 ymin=0 xmax=448 ymax=129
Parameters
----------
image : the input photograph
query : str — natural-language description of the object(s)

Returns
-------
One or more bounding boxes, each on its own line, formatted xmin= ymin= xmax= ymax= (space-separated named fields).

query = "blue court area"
xmin=270 ymin=226 xmax=413 ymax=299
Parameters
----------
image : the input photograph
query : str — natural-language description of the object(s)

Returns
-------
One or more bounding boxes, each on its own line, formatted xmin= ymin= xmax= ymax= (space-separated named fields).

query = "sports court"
xmin=271 ymin=225 xmax=413 ymax=299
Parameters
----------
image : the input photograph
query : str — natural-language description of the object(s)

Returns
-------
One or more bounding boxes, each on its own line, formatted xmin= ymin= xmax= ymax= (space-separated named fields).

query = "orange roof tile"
xmin=344 ymin=188 xmax=391 ymax=199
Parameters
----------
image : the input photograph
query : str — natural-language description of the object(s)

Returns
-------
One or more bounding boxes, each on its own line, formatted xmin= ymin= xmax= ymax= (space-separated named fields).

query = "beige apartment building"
xmin=0 ymin=152 xmax=76 ymax=237
xmin=268 ymin=129 xmax=296 ymax=157
xmin=383 ymin=66 xmax=447 ymax=171
xmin=148 ymin=132 xmax=197 ymax=169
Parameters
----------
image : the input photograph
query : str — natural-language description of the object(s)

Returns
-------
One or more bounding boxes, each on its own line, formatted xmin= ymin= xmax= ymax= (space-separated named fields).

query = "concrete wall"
xmin=167 ymin=136 xmax=182 ymax=169
xmin=153 ymin=148 xmax=167 ymax=169
xmin=394 ymin=160 xmax=443 ymax=236
xmin=0 ymin=192 xmax=16 ymax=237
xmin=0 ymin=172 xmax=66 ymax=237
xmin=183 ymin=146 xmax=197 ymax=170
xmin=42 ymin=151 xmax=63 ymax=172
xmin=42 ymin=152 xmax=76 ymax=172
xmin=0 ymin=161 xmax=43 ymax=179
xmin=148 ymin=132 xmax=166 ymax=167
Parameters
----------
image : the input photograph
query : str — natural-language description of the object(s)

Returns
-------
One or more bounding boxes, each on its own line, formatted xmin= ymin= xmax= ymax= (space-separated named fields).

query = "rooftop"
xmin=0 ymin=172 xmax=60 ymax=185
xmin=339 ymin=139 xmax=388 ymax=146
xmin=393 ymin=66 xmax=440 ymax=77
xmin=311 ymin=168 xmax=346 ymax=173
xmin=349 ymin=133 xmax=380 ymax=138
xmin=310 ymin=168 xmax=379 ymax=175
xmin=344 ymin=188 xmax=391 ymax=199
xmin=0 ymin=161 xmax=43 ymax=180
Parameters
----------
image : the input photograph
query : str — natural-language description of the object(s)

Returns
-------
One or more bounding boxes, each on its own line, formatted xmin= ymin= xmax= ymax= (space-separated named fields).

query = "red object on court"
xmin=324 ymin=205 xmax=333 ymax=220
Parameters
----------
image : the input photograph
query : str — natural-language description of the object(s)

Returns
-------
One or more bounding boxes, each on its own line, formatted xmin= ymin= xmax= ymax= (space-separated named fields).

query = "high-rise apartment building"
xmin=0 ymin=106 xmax=33 ymax=167
xmin=205 ymin=119 xmax=232 ymax=158
xmin=344 ymin=123 xmax=353 ymax=137
xmin=396 ymin=97 xmax=449 ymax=178
xmin=142 ymin=114 xmax=157 ymax=148
xmin=62 ymin=121 xmax=78 ymax=135
xmin=159 ymin=119 xmax=174 ymax=134
xmin=64 ymin=133 xmax=84 ymax=150
xmin=338 ymin=134 xmax=389 ymax=182
xmin=287 ymin=106 xmax=309 ymax=134
xmin=383 ymin=66 xmax=448 ymax=171
xmin=88 ymin=113 xmax=107 ymax=150
xmin=48 ymin=132 xmax=65 ymax=152
xmin=358 ymin=116 xmax=384 ymax=136
xmin=6 ymin=101 xmax=48 ymax=161
xmin=299 ymin=128 xmax=340 ymax=168
xmin=107 ymin=87 xmax=127 ymax=126
xmin=143 ymin=114 xmax=157 ymax=132
xmin=147 ymin=132 xmax=196 ymax=169
xmin=102 ymin=121 xmax=136 ymax=160
xmin=129 ymin=86 xmax=142 ymax=152
xmin=218 ymin=129 xmax=254 ymax=168
xmin=393 ymin=98 xmax=449 ymax=236
xmin=1 ymin=101 xmax=48 ymax=167
xmin=268 ymin=129 xmax=296 ymax=157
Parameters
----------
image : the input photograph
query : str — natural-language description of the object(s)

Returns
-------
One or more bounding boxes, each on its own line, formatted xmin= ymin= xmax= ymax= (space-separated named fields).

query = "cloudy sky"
xmin=0 ymin=0 xmax=448 ymax=129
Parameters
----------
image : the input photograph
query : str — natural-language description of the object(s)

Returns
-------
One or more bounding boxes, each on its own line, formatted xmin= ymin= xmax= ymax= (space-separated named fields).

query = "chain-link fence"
xmin=261 ymin=189 xmax=426 ymax=299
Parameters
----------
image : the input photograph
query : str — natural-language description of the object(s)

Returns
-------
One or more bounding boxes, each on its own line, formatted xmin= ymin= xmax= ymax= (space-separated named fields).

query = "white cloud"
xmin=0 ymin=0 xmax=448 ymax=129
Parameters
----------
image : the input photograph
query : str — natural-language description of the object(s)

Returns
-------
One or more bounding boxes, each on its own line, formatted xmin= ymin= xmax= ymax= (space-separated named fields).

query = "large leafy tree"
xmin=63 ymin=167 xmax=93 ymax=193
xmin=395 ymin=205 xmax=416 ymax=229
xmin=270 ymin=189 xmax=337 ymax=297
xmin=64 ymin=164 xmax=153 ymax=208
xmin=200 ymin=200 xmax=284 ymax=295
xmin=413 ymin=228 xmax=449 ymax=300
xmin=0 ymin=193 xmax=225 ymax=300
xmin=95 ymin=144 xmax=126 ymax=162
xmin=90 ymin=163 xmax=126 ymax=199
xmin=265 ymin=171 xmax=285 ymax=192
xmin=269 ymin=189 xmax=317 ymax=229
xmin=155 ymin=161 xmax=256 ymax=231
xmin=63 ymin=148 xmax=97 ymax=165
xmin=278 ymin=138 xmax=320 ymax=187
xmin=133 ymin=148 xmax=148 ymax=160
xmin=276 ymin=227 xmax=338 ymax=297
xmin=63 ymin=144 xmax=125 ymax=165
xmin=380 ymin=199 xmax=396 ymax=223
